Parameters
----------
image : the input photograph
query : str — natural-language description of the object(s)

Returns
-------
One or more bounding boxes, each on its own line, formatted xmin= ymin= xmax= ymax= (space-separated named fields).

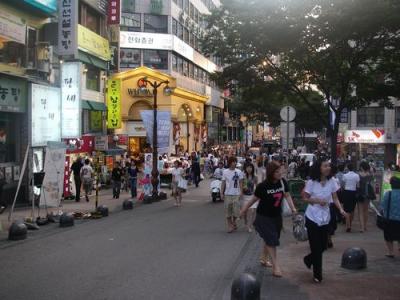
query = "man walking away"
xmin=112 ymin=162 xmax=123 ymax=199
xmin=80 ymin=159 xmax=93 ymax=202
xmin=71 ymin=157 xmax=83 ymax=202
xmin=128 ymin=161 xmax=138 ymax=199
xmin=221 ymin=156 xmax=244 ymax=233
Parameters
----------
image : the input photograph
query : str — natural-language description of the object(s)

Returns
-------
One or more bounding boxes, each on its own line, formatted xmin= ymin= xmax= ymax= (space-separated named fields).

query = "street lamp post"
xmin=139 ymin=78 xmax=170 ymax=200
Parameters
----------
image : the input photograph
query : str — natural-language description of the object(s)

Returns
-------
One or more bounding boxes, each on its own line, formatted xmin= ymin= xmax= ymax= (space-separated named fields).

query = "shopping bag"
xmin=281 ymin=198 xmax=292 ymax=217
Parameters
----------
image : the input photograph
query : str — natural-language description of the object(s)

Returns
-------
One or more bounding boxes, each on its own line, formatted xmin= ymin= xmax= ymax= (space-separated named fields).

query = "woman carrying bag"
xmin=379 ymin=176 xmax=400 ymax=258
xmin=302 ymin=159 xmax=347 ymax=283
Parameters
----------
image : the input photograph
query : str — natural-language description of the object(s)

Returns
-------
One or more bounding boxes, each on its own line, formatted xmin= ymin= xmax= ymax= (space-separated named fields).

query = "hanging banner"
xmin=61 ymin=62 xmax=81 ymax=138
xmin=31 ymin=84 xmax=61 ymax=147
xmin=77 ymin=24 xmax=111 ymax=61
xmin=140 ymin=110 xmax=171 ymax=152
xmin=41 ymin=143 xmax=67 ymax=207
xmin=107 ymin=0 xmax=121 ymax=25
xmin=107 ymin=79 xmax=122 ymax=129
xmin=58 ymin=0 xmax=78 ymax=57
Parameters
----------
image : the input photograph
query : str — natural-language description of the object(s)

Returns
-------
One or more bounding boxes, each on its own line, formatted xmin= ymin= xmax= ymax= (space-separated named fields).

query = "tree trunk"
xmin=330 ymin=119 xmax=340 ymax=166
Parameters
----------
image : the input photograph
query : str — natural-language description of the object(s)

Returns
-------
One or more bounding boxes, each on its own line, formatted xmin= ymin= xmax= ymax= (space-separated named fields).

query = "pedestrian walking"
xmin=111 ymin=162 xmax=123 ymax=199
xmin=221 ymin=156 xmax=244 ymax=233
xmin=191 ymin=152 xmax=201 ymax=188
xmin=80 ymin=159 xmax=93 ymax=202
xmin=71 ymin=157 xmax=83 ymax=202
xmin=357 ymin=161 xmax=375 ymax=232
xmin=241 ymin=161 xmax=297 ymax=277
xmin=172 ymin=160 xmax=184 ymax=207
xmin=302 ymin=159 xmax=347 ymax=283
xmin=241 ymin=163 xmax=258 ymax=233
xmin=288 ymin=159 xmax=297 ymax=179
xmin=380 ymin=176 xmax=400 ymax=258
xmin=342 ymin=163 xmax=360 ymax=232
xmin=256 ymin=157 xmax=266 ymax=183
xmin=128 ymin=161 xmax=138 ymax=199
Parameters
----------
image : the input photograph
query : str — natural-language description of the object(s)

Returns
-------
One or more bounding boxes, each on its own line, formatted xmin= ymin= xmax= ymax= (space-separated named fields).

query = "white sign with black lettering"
xmin=31 ymin=84 xmax=61 ymax=147
xmin=61 ymin=62 xmax=81 ymax=138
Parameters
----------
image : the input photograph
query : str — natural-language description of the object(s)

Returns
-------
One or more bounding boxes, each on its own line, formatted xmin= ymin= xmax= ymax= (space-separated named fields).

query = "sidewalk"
xmin=0 ymin=186 xmax=159 ymax=234
xmin=259 ymin=216 xmax=400 ymax=300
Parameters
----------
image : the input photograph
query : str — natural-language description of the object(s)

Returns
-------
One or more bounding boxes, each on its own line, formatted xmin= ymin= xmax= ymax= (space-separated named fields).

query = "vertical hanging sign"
xmin=58 ymin=0 xmax=78 ymax=57
xmin=61 ymin=62 xmax=81 ymax=138
xmin=107 ymin=79 xmax=122 ymax=129
xmin=107 ymin=0 xmax=121 ymax=25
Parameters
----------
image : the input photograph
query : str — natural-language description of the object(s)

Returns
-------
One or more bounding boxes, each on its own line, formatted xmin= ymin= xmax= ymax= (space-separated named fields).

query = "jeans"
xmin=192 ymin=172 xmax=200 ymax=187
xmin=112 ymin=181 xmax=121 ymax=198
xmin=74 ymin=175 xmax=81 ymax=201
xmin=304 ymin=217 xmax=329 ymax=281
xmin=130 ymin=177 xmax=137 ymax=198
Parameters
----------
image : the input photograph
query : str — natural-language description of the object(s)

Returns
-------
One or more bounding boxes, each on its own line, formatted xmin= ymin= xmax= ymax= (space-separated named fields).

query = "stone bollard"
xmin=231 ymin=273 xmax=260 ymax=300
xmin=97 ymin=205 xmax=109 ymax=217
xmin=59 ymin=213 xmax=75 ymax=228
xmin=8 ymin=221 xmax=28 ymax=241
xmin=341 ymin=247 xmax=367 ymax=270
xmin=123 ymin=199 xmax=134 ymax=210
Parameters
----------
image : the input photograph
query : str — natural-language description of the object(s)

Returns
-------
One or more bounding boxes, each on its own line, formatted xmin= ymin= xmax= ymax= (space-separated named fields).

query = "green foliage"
xmin=203 ymin=0 xmax=400 ymax=160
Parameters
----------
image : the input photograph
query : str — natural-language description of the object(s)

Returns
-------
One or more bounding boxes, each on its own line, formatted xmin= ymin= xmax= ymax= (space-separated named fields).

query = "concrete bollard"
xmin=123 ymin=199 xmax=134 ymax=210
xmin=231 ymin=273 xmax=260 ymax=300
xmin=97 ymin=205 xmax=109 ymax=217
xmin=341 ymin=247 xmax=367 ymax=270
xmin=8 ymin=221 xmax=28 ymax=241
xmin=59 ymin=213 xmax=75 ymax=227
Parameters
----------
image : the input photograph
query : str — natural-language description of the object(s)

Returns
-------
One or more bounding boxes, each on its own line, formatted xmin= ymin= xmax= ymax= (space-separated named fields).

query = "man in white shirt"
xmin=342 ymin=163 xmax=360 ymax=232
xmin=221 ymin=156 xmax=244 ymax=233
xmin=80 ymin=159 xmax=94 ymax=202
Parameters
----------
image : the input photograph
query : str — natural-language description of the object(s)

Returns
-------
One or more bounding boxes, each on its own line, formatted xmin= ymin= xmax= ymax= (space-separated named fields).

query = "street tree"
xmin=203 ymin=0 xmax=400 ymax=163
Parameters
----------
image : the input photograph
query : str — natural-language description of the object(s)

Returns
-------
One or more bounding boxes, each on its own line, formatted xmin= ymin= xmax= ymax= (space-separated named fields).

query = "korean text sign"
xmin=61 ymin=62 xmax=81 ymax=138
xmin=107 ymin=79 xmax=121 ymax=129
xmin=31 ymin=84 xmax=61 ymax=147
xmin=58 ymin=0 xmax=78 ymax=57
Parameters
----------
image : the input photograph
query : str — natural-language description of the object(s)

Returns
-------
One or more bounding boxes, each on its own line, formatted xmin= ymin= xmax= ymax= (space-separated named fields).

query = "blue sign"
xmin=24 ymin=0 xmax=57 ymax=14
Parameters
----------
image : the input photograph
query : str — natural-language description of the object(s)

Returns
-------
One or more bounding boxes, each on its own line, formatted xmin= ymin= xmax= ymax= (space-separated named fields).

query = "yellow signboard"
xmin=107 ymin=79 xmax=121 ymax=129
xmin=77 ymin=24 xmax=111 ymax=61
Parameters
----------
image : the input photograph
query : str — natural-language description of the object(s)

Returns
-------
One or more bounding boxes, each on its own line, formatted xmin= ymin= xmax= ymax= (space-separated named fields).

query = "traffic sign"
xmin=280 ymin=106 xmax=296 ymax=122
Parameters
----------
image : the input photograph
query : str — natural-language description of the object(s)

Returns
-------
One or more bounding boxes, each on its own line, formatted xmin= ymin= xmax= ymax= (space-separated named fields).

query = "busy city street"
xmin=1 ymin=182 xmax=400 ymax=300
xmin=1 ymin=0 xmax=400 ymax=299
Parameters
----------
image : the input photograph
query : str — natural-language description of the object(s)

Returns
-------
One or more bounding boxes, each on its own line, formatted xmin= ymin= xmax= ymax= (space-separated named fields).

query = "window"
xmin=189 ymin=3 xmax=194 ymax=18
xmin=144 ymin=14 xmax=168 ymax=33
xmin=0 ymin=113 xmax=17 ymax=163
xmin=86 ymin=65 xmax=100 ymax=91
xmin=194 ymin=66 xmax=198 ymax=80
xmin=340 ymin=108 xmax=349 ymax=123
xmin=89 ymin=110 xmax=103 ymax=132
xmin=183 ymin=60 xmax=189 ymax=76
xmin=121 ymin=13 xmax=141 ymax=31
xmin=177 ymin=23 xmax=183 ymax=39
xmin=184 ymin=0 xmax=189 ymax=13
xmin=172 ymin=54 xmax=178 ymax=71
xmin=172 ymin=18 xmax=178 ymax=36
xmin=183 ymin=28 xmax=189 ymax=43
xmin=27 ymin=28 xmax=37 ymax=69
xmin=357 ymin=107 xmax=384 ymax=127
xmin=0 ymin=41 xmax=25 ymax=68
xmin=143 ymin=50 xmax=168 ymax=70
xmin=86 ymin=6 xmax=101 ymax=34
xmin=178 ymin=0 xmax=183 ymax=8
xmin=120 ymin=49 xmax=141 ymax=69
xmin=122 ymin=0 xmax=136 ymax=12
xmin=177 ymin=56 xmax=183 ymax=73
xmin=189 ymin=63 xmax=194 ymax=78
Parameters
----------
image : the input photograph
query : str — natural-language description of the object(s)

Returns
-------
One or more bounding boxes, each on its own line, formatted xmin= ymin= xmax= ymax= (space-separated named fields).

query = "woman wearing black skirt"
xmin=241 ymin=161 xmax=297 ymax=277
xmin=303 ymin=159 xmax=347 ymax=283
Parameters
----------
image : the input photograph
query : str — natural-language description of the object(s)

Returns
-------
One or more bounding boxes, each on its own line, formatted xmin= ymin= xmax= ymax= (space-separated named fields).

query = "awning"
xmin=78 ymin=51 xmax=108 ymax=70
xmin=82 ymin=100 xmax=107 ymax=111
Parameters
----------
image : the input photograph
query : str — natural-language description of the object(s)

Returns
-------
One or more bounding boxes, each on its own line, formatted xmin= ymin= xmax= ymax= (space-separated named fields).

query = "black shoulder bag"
xmin=376 ymin=192 xmax=391 ymax=230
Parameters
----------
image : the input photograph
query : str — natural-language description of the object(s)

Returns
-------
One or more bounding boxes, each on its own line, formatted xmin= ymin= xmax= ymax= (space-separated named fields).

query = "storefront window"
xmin=0 ymin=113 xmax=16 ymax=163
xmin=86 ymin=65 xmax=100 ymax=91
xmin=120 ymin=49 xmax=141 ymax=69
xmin=121 ymin=13 xmax=141 ymax=31
xmin=143 ymin=50 xmax=168 ymax=70
xmin=144 ymin=14 xmax=168 ymax=33
xmin=357 ymin=107 xmax=384 ymax=127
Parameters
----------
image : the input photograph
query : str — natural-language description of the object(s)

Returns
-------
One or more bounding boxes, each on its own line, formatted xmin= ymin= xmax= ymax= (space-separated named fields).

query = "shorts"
xmin=82 ymin=178 xmax=93 ymax=194
xmin=241 ymin=195 xmax=258 ymax=209
xmin=224 ymin=195 xmax=241 ymax=218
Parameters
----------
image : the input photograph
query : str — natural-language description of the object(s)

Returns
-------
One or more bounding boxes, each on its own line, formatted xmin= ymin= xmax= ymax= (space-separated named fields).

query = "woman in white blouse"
xmin=303 ymin=159 xmax=347 ymax=283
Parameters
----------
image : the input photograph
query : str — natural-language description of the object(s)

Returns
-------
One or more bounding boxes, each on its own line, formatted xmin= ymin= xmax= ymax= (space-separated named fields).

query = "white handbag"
xmin=178 ymin=178 xmax=188 ymax=190
xmin=280 ymin=180 xmax=292 ymax=217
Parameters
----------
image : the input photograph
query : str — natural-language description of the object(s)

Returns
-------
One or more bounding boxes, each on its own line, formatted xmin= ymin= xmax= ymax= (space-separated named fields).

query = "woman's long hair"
xmin=245 ymin=163 xmax=255 ymax=178
xmin=309 ymin=159 xmax=332 ymax=182
xmin=266 ymin=161 xmax=282 ymax=183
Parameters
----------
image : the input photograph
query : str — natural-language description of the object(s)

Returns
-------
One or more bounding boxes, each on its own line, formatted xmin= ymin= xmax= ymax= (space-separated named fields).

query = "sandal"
xmin=260 ymin=259 xmax=273 ymax=268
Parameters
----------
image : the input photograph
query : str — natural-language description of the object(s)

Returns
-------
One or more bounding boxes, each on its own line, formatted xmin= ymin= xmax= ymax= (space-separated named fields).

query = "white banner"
xmin=41 ymin=145 xmax=66 ymax=208
xmin=58 ymin=0 xmax=78 ymax=57
xmin=31 ymin=84 xmax=61 ymax=147
xmin=344 ymin=129 xmax=386 ymax=144
xmin=140 ymin=110 xmax=171 ymax=152
xmin=120 ymin=31 xmax=172 ymax=50
xmin=126 ymin=121 xmax=147 ymax=137
xmin=61 ymin=62 xmax=81 ymax=138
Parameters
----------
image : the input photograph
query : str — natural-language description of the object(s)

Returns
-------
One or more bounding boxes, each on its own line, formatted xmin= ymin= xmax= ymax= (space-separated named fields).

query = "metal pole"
xmin=152 ymin=82 xmax=159 ymax=200
xmin=186 ymin=114 xmax=190 ymax=152
xmin=286 ymin=106 xmax=290 ymax=151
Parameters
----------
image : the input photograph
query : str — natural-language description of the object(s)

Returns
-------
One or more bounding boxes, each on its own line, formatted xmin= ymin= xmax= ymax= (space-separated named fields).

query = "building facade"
xmin=111 ymin=0 xmax=224 ymax=154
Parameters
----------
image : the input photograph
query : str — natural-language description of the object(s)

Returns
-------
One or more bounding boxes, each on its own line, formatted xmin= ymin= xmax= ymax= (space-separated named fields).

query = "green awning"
xmin=82 ymin=100 xmax=107 ymax=111
xmin=78 ymin=51 xmax=108 ymax=70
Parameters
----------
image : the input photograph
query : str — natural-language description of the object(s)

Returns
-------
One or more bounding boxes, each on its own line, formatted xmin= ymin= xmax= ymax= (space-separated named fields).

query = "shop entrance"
xmin=129 ymin=137 xmax=147 ymax=155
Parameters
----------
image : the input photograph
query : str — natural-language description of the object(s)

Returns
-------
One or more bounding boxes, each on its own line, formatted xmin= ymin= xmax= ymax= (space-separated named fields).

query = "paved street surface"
xmin=1 ymin=180 xmax=400 ymax=300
